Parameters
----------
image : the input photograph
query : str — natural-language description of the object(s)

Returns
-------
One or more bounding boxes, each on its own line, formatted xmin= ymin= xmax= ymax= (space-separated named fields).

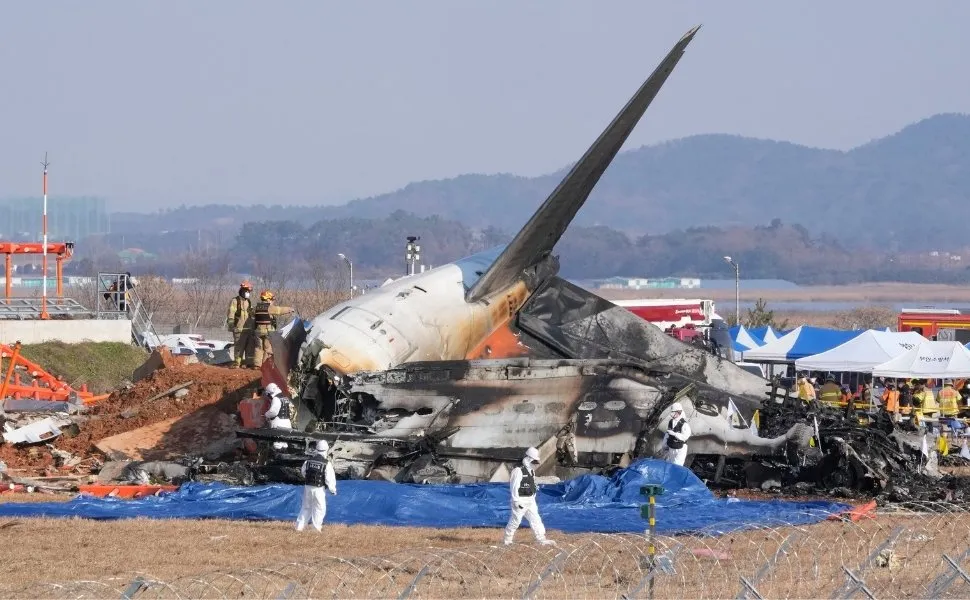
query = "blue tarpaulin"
xmin=0 ymin=460 xmax=848 ymax=534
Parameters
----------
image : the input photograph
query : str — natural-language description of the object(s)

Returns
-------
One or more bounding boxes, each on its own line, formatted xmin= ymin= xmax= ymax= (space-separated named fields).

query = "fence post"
xmin=399 ymin=565 xmax=431 ymax=600
xmin=120 ymin=576 xmax=146 ymax=600
xmin=277 ymin=582 xmax=298 ymax=600
xmin=832 ymin=525 xmax=905 ymax=599
xmin=623 ymin=542 xmax=681 ymax=600
xmin=839 ymin=566 xmax=875 ymax=600
xmin=926 ymin=549 xmax=970 ymax=598
xmin=736 ymin=532 xmax=800 ymax=599
xmin=521 ymin=550 xmax=568 ymax=600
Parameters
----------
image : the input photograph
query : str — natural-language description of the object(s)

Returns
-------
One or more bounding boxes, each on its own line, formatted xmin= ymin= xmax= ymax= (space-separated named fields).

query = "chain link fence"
xmin=4 ymin=504 xmax=970 ymax=599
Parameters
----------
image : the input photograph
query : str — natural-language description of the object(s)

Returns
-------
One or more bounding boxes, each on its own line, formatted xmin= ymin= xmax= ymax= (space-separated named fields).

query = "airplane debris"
xmin=2 ymin=417 xmax=71 ymax=445
xmin=145 ymin=381 xmax=194 ymax=403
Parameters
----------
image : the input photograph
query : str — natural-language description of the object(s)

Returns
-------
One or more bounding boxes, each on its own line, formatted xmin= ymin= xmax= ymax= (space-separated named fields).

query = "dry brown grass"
xmin=0 ymin=518 xmax=503 ymax=588
xmin=58 ymin=279 xmax=970 ymax=332
xmin=0 ymin=492 xmax=73 ymax=504
xmin=0 ymin=510 xmax=967 ymax=598
xmin=62 ymin=281 xmax=347 ymax=330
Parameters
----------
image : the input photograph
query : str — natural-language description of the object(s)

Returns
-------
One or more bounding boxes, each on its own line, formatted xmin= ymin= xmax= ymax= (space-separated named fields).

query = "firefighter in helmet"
xmin=226 ymin=281 xmax=255 ymax=369
xmin=252 ymin=290 xmax=295 ymax=369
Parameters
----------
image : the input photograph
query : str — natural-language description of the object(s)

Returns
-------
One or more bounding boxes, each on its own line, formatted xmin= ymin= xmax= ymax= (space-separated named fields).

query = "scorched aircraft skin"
xmin=260 ymin=26 xmax=807 ymax=481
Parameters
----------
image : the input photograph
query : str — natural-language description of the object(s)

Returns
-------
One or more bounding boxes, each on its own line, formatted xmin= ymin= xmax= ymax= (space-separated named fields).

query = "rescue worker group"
xmin=231 ymin=279 xmax=691 ymax=539
xmin=226 ymin=280 xmax=294 ymax=369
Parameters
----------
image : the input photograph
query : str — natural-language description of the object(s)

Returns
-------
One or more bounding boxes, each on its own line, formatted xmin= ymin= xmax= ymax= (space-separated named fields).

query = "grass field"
xmin=16 ymin=341 xmax=148 ymax=394
xmin=0 ymin=506 xmax=967 ymax=598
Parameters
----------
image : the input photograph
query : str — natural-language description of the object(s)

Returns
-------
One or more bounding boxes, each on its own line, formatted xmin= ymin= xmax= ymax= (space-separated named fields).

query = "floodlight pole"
xmin=40 ymin=153 xmax=50 ymax=320
xmin=724 ymin=256 xmax=740 ymax=326
xmin=406 ymin=236 xmax=421 ymax=275
xmin=338 ymin=253 xmax=353 ymax=299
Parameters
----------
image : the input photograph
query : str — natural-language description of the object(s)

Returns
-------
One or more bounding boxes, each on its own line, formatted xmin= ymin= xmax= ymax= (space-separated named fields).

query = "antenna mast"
xmin=40 ymin=153 xmax=50 ymax=320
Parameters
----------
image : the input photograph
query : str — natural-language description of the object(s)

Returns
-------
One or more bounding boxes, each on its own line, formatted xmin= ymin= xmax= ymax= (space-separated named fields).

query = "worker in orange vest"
xmin=882 ymin=383 xmax=900 ymax=421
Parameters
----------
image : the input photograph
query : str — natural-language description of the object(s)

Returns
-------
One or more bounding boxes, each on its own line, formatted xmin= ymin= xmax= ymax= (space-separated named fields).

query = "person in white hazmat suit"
xmin=503 ymin=447 xmax=555 ymax=546
xmin=295 ymin=439 xmax=337 ymax=532
xmin=263 ymin=383 xmax=294 ymax=450
xmin=662 ymin=402 xmax=692 ymax=466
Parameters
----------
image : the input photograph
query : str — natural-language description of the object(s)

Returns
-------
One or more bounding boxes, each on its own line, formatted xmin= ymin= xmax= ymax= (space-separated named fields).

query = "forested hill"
xmin=112 ymin=113 xmax=970 ymax=250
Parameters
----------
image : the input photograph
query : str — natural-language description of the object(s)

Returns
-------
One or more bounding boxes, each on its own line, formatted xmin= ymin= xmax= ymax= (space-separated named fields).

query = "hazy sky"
xmin=2 ymin=2 xmax=969 ymax=210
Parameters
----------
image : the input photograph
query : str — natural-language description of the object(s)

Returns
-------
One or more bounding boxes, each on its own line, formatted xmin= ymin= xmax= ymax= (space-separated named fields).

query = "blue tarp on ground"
xmin=0 ymin=460 xmax=848 ymax=534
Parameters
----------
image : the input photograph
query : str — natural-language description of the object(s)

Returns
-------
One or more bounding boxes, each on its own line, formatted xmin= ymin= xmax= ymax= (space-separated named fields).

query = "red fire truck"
xmin=611 ymin=298 xmax=716 ymax=330
xmin=897 ymin=308 xmax=970 ymax=343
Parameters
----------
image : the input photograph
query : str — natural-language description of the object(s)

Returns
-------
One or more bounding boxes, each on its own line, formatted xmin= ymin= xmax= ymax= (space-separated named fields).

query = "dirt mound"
xmin=1 ymin=349 xmax=260 ymax=476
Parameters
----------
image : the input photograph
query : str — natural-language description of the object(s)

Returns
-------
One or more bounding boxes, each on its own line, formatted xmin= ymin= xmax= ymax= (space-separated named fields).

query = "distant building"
xmin=596 ymin=276 xmax=701 ymax=290
xmin=0 ymin=197 xmax=110 ymax=242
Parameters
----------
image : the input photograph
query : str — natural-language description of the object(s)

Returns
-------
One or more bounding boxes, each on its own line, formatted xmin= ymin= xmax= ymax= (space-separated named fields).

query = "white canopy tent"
xmin=794 ymin=330 xmax=927 ymax=373
xmin=762 ymin=328 xmax=780 ymax=344
xmin=872 ymin=341 xmax=970 ymax=379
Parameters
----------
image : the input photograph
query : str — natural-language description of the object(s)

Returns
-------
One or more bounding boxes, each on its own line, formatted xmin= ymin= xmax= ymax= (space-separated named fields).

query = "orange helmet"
xmin=239 ymin=280 xmax=252 ymax=290
xmin=260 ymin=290 xmax=274 ymax=301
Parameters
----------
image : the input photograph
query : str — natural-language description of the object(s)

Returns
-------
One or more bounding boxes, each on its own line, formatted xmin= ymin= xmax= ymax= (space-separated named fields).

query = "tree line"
xmin=64 ymin=212 xmax=970 ymax=286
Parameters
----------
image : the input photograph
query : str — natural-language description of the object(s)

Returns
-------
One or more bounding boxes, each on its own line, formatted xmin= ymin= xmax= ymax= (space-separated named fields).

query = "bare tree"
xmin=251 ymin=255 xmax=292 ymax=298
xmin=832 ymin=306 xmax=896 ymax=330
xmin=304 ymin=255 xmax=331 ymax=293
xmin=132 ymin=274 xmax=178 ymax=322
xmin=176 ymin=249 xmax=231 ymax=330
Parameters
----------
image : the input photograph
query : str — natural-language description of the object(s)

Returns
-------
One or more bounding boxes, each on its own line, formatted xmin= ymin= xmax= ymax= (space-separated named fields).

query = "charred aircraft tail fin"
xmin=465 ymin=25 xmax=700 ymax=303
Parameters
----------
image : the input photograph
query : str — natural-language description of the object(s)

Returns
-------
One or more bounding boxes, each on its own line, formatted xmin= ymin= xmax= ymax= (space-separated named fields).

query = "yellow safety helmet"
xmin=260 ymin=290 xmax=274 ymax=302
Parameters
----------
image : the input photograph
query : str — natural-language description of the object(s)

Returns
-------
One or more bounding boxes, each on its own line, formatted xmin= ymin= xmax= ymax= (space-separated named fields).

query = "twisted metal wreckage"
xmin=235 ymin=27 xmax=962 ymax=500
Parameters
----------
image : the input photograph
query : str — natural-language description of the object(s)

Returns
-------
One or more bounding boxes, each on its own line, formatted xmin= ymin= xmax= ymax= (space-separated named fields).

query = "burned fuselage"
xmin=251 ymin=27 xmax=808 ymax=482
xmin=283 ymin=357 xmax=799 ymax=482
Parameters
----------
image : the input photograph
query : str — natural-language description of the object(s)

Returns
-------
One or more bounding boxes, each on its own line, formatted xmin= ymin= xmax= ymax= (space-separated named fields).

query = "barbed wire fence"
xmin=4 ymin=503 xmax=970 ymax=599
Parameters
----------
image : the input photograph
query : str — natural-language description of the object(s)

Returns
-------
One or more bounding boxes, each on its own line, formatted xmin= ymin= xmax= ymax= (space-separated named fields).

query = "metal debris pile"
xmin=0 ymin=348 xmax=258 ymax=493
xmin=726 ymin=390 xmax=970 ymax=505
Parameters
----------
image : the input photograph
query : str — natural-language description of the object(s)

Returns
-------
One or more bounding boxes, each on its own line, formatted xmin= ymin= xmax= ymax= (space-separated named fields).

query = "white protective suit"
xmin=263 ymin=384 xmax=293 ymax=450
xmin=503 ymin=450 xmax=553 ymax=545
xmin=661 ymin=415 xmax=692 ymax=466
xmin=295 ymin=444 xmax=337 ymax=532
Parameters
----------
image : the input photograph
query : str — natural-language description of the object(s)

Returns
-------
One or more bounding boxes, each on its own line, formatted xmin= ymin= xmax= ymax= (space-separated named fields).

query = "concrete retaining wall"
xmin=0 ymin=319 xmax=132 ymax=345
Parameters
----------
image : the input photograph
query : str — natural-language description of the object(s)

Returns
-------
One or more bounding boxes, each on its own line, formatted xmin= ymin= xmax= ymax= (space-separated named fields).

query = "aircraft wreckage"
xmin=236 ymin=26 xmax=964 ymax=500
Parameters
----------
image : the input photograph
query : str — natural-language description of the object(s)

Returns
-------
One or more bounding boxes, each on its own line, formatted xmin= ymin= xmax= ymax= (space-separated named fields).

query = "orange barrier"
xmin=828 ymin=499 xmax=878 ymax=522
xmin=0 ymin=342 xmax=109 ymax=405
xmin=78 ymin=484 xmax=179 ymax=499
xmin=238 ymin=394 xmax=270 ymax=453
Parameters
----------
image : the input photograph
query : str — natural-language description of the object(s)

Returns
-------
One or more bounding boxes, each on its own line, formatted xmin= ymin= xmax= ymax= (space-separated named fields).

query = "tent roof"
xmin=872 ymin=341 xmax=970 ymax=378
xmin=794 ymin=330 xmax=927 ymax=372
xmin=749 ymin=326 xmax=788 ymax=344
xmin=730 ymin=325 xmax=764 ymax=352
xmin=743 ymin=326 xmax=865 ymax=363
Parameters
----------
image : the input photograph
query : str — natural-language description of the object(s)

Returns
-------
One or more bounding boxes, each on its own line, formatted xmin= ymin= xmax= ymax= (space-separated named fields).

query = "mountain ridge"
xmin=107 ymin=112 xmax=970 ymax=249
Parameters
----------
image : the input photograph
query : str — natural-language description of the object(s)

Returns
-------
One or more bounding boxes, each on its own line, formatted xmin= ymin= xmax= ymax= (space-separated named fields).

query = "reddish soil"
xmin=1 ymin=349 xmax=260 ymax=477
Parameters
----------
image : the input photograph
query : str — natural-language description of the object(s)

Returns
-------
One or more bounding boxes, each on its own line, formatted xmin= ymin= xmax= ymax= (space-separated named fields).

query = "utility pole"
xmin=40 ymin=153 xmax=50 ymax=320
xmin=723 ymin=255 xmax=739 ymax=326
